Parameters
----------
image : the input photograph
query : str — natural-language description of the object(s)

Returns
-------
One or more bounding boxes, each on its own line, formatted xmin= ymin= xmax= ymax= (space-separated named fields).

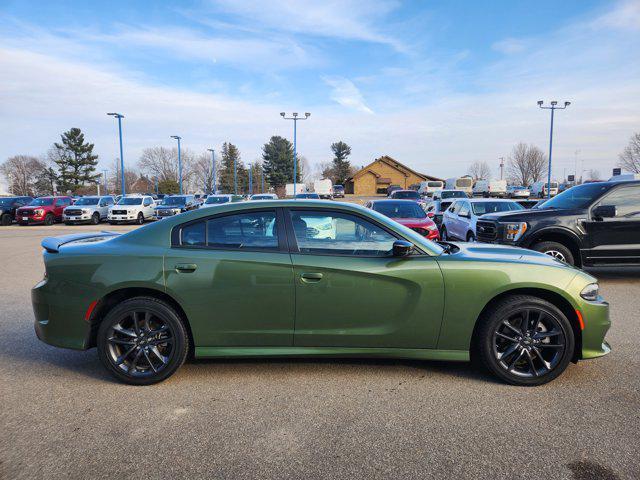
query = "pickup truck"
xmin=475 ymin=180 xmax=640 ymax=267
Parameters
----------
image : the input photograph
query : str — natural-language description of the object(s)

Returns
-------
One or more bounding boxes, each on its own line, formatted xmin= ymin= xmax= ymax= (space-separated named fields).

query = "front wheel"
xmin=91 ymin=212 xmax=100 ymax=225
xmin=44 ymin=214 xmax=54 ymax=226
xmin=466 ymin=232 xmax=476 ymax=242
xmin=473 ymin=295 xmax=575 ymax=386
xmin=97 ymin=297 xmax=189 ymax=385
xmin=532 ymin=241 xmax=575 ymax=265
xmin=137 ymin=212 xmax=144 ymax=225
xmin=1 ymin=213 xmax=12 ymax=226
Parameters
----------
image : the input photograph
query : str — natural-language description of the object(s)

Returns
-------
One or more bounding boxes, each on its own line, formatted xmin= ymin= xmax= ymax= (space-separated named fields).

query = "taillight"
xmin=427 ymin=212 xmax=435 ymax=218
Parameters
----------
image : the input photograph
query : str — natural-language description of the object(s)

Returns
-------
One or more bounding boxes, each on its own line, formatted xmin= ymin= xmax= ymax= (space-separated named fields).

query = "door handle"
xmin=175 ymin=263 xmax=198 ymax=273
xmin=301 ymin=272 xmax=323 ymax=283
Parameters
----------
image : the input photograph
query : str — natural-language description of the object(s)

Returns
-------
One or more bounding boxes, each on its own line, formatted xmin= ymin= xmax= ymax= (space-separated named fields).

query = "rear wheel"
xmin=466 ymin=232 xmax=476 ymax=242
xmin=474 ymin=295 xmax=574 ymax=386
xmin=1 ymin=213 xmax=12 ymax=226
xmin=97 ymin=297 xmax=189 ymax=385
xmin=44 ymin=214 xmax=54 ymax=226
xmin=532 ymin=241 xmax=574 ymax=265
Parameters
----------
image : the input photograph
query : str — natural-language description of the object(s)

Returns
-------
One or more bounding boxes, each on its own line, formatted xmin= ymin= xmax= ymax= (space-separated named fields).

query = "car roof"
xmin=371 ymin=199 xmax=419 ymax=204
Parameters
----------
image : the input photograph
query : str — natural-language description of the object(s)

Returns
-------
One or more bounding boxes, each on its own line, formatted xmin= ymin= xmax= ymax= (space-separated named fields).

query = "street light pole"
xmin=234 ymin=154 xmax=238 ymax=195
xmin=170 ymin=136 xmax=182 ymax=194
xmin=538 ymin=100 xmax=570 ymax=199
xmin=499 ymin=157 xmax=505 ymax=180
xmin=207 ymin=148 xmax=216 ymax=194
xmin=107 ymin=113 xmax=125 ymax=195
xmin=280 ymin=112 xmax=310 ymax=197
xmin=249 ymin=167 xmax=253 ymax=195
xmin=102 ymin=169 xmax=108 ymax=193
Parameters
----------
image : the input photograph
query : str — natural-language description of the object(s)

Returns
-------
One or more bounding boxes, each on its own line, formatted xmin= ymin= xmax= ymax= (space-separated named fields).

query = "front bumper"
xmin=64 ymin=214 xmax=94 ymax=223
xmin=108 ymin=215 xmax=137 ymax=223
xmin=578 ymin=298 xmax=611 ymax=359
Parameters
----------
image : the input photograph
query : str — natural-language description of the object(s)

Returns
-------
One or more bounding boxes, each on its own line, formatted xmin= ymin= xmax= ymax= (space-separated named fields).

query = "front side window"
xmin=458 ymin=202 xmax=470 ymax=217
xmin=143 ymin=198 xmax=152 ymax=206
xmin=595 ymin=186 xmax=640 ymax=219
xmin=290 ymin=210 xmax=396 ymax=256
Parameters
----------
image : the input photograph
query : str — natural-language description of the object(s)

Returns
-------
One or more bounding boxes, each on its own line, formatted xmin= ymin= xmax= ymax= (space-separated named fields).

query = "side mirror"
xmin=592 ymin=205 xmax=616 ymax=220
xmin=392 ymin=240 xmax=414 ymax=257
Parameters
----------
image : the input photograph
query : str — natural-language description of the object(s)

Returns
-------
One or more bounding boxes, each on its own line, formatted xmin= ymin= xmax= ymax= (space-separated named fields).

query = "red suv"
xmin=16 ymin=196 xmax=73 ymax=226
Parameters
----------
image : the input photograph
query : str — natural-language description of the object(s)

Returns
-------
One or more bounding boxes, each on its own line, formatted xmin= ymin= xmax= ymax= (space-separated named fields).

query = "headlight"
xmin=504 ymin=222 xmax=527 ymax=241
xmin=580 ymin=283 xmax=599 ymax=301
xmin=82 ymin=209 xmax=90 ymax=214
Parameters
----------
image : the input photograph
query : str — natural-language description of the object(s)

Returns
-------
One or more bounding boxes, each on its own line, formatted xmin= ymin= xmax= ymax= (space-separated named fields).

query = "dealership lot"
xmin=1 ymin=223 xmax=639 ymax=479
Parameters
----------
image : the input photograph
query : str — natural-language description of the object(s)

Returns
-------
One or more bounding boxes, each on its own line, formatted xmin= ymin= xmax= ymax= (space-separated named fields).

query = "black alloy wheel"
xmin=475 ymin=295 xmax=574 ymax=386
xmin=137 ymin=212 xmax=144 ymax=225
xmin=92 ymin=212 xmax=100 ymax=225
xmin=97 ymin=297 xmax=188 ymax=385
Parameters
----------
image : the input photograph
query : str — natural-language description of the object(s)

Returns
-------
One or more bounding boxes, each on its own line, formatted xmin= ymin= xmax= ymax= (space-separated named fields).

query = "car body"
xmin=200 ymin=194 xmax=244 ymax=208
xmin=424 ymin=199 xmax=455 ymax=227
xmin=294 ymin=193 xmax=321 ymax=199
xmin=154 ymin=195 xmax=198 ymax=220
xmin=250 ymin=193 xmax=279 ymax=201
xmin=33 ymin=199 xmax=610 ymax=386
xmin=63 ymin=196 xmax=115 ymax=225
xmin=16 ymin=196 xmax=73 ymax=226
xmin=0 ymin=196 xmax=33 ymax=225
xmin=417 ymin=180 xmax=444 ymax=198
xmin=432 ymin=189 xmax=469 ymax=201
xmin=473 ymin=179 xmax=507 ymax=198
xmin=507 ymin=186 xmax=531 ymax=199
xmin=107 ymin=195 xmax=156 ymax=224
xmin=386 ymin=185 xmax=402 ymax=196
xmin=530 ymin=181 xmax=559 ymax=198
xmin=365 ymin=199 xmax=439 ymax=240
xmin=476 ymin=180 xmax=640 ymax=267
xmin=516 ymin=199 xmax=541 ymax=209
xmin=442 ymin=198 xmax=524 ymax=242
xmin=388 ymin=189 xmax=424 ymax=204
xmin=332 ymin=185 xmax=345 ymax=198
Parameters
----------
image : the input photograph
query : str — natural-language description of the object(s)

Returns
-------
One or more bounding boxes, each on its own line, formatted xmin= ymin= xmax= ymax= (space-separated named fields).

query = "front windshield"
xmin=73 ymin=197 xmax=99 ymax=206
xmin=334 ymin=186 xmax=344 ymax=191
xmin=428 ymin=182 xmax=443 ymax=188
xmin=373 ymin=202 xmax=426 ymax=218
xmin=206 ymin=196 xmax=229 ymax=204
xmin=29 ymin=198 xmax=54 ymax=206
xmin=393 ymin=191 xmax=419 ymax=199
xmin=441 ymin=191 xmax=466 ymax=199
xmin=161 ymin=196 xmax=186 ymax=206
xmin=472 ymin=201 xmax=523 ymax=215
xmin=536 ymin=183 xmax=611 ymax=210
xmin=117 ymin=197 xmax=143 ymax=205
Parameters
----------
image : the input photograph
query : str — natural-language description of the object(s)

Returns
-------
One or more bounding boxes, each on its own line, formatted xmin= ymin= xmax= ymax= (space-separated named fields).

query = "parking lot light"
xmin=537 ymin=100 xmax=571 ymax=199
xmin=170 ymin=136 xmax=183 ymax=195
xmin=107 ymin=113 xmax=125 ymax=195
xmin=280 ymin=111 xmax=311 ymax=197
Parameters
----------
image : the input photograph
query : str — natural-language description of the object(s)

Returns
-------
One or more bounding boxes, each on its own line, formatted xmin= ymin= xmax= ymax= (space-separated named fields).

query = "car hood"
xmin=480 ymin=207 xmax=582 ymax=222
xmin=443 ymin=241 xmax=577 ymax=270
xmin=395 ymin=218 xmax=435 ymax=228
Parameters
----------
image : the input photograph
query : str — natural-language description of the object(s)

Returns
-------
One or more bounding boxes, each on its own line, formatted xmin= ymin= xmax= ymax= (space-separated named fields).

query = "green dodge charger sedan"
xmin=32 ymin=200 xmax=610 ymax=386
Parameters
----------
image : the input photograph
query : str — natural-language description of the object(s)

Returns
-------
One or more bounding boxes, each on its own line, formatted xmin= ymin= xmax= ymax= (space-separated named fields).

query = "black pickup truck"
xmin=475 ymin=180 xmax=640 ymax=267
xmin=0 ymin=196 xmax=34 ymax=225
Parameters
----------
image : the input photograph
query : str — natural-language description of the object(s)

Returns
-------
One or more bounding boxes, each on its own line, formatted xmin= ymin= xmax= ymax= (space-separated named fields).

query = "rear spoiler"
xmin=41 ymin=232 xmax=120 ymax=253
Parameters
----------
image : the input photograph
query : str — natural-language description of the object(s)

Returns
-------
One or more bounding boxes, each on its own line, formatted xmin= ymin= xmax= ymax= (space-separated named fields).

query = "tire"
xmin=532 ymin=241 xmax=575 ymax=265
xmin=473 ymin=295 xmax=575 ymax=386
xmin=466 ymin=232 xmax=476 ymax=242
xmin=97 ymin=297 xmax=189 ymax=385
xmin=441 ymin=226 xmax=449 ymax=241
xmin=91 ymin=212 xmax=100 ymax=225
xmin=137 ymin=212 xmax=144 ymax=225
xmin=44 ymin=214 xmax=54 ymax=226
xmin=1 ymin=213 xmax=12 ymax=226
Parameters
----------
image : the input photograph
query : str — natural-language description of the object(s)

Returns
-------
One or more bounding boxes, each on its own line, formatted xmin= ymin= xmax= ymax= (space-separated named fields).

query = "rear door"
xmin=165 ymin=208 xmax=295 ymax=346
xmin=285 ymin=208 xmax=444 ymax=349
xmin=583 ymin=184 xmax=640 ymax=265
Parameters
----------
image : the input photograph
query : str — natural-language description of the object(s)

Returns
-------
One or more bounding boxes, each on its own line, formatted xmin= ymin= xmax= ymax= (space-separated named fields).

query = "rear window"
xmin=372 ymin=202 xmax=426 ymax=218
xmin=392 ymin=191 xmax=419 ymax=199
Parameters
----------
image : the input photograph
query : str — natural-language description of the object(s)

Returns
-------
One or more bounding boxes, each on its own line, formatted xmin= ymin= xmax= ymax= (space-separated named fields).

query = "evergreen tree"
xmin=262 ymin=136 xmax=299 ymax=188
xmin=50 ymin=128 xmax=99 ymax=192
xmin=218 ymin=142 xmax=247 ymax=194
xmin=330 ymin=141 xmax=352 ymax=185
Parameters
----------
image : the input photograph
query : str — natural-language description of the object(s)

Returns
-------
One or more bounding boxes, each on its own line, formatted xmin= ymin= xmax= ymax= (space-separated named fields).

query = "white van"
xmin=472 ymin=179 xmax=507 ymax=197
xmin=445 ymin=177 xmax=474 ymax=195
xmin=313 ymin=179 xmax=333 ymax=199
xmin=530 ymin=181 xmax=559 ymax=198
xmin=418 ymin=180 xmax=444 ymax=197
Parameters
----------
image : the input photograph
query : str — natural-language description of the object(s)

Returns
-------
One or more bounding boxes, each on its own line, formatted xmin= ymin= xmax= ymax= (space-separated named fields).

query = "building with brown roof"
xmin=345 ymin=155 xmax=442 ymax=195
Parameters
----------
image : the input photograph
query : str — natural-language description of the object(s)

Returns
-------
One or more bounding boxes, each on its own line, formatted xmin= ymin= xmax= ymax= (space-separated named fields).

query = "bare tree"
xmin=467 ymin=161 xmax=492 ymax=180
xmin=191 ymin=152 xmax=219 ymax=194
xmin=586 ymin=169 xmax=601 ymax=181
xmin=110 ymin=158 xmax=139 ymax=194
xmin=0 ymin=155 xmax=47 ymax=195
xmin=507 ymin=143 xmax=547 ymax=186
xmin=618 ymin=132 xmax=640 ymax=173
xmin=138 ymin=146 xmax=195 ymax=190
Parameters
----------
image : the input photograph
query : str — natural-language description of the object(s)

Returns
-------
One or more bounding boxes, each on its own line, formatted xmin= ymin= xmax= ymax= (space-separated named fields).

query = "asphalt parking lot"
xmin=1 ymin=222 xmax=639 ymax=480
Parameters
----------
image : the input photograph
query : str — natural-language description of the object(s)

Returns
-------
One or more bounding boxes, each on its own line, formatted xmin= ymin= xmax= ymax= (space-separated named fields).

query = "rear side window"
xmin=596 ymin=186 xmax=640 ymax=219
xmin=178 ymin=210 xmax=279 ymax=250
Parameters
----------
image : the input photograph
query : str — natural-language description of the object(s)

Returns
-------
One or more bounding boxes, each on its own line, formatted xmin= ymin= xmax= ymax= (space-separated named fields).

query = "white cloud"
xmin=322 ymin=76 xmax=373 ymax=114
xmin=492 ymin=38 xmax=527 ymax=55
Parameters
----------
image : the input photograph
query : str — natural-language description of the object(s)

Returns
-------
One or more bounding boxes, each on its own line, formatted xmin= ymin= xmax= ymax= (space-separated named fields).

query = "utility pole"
xmin=207 ymin=148 xmax=216 ymax=194
xmin=107 ymin=113 xmax=125 ymax=195
xmin=102 ymin=169 xmax=108 ymax=193
xmin=538 ymin=100 xmax=571 ymax=199
xmin=280 ymin=112 xmax=311 ymax=197
xmin=499 ymin=157 xmax=505 ymax=180
xmin=170 ymin=136 xmax=182 ymax=194
xmin=249 ymin=167 xmax=253 ymax=195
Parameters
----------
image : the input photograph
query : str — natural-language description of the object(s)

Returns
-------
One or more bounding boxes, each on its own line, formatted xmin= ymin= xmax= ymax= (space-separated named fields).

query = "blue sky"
xmin=1 ymin=0 xmax=639 ymax=180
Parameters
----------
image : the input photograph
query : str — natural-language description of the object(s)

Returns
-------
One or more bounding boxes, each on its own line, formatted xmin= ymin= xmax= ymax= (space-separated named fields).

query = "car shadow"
xmin=585 ymin=266 xmax=640 ymax=280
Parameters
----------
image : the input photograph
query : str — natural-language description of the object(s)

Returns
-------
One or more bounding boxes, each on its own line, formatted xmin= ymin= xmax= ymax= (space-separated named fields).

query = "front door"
xmin=165 ymin=208 xmax=295 ymax=346
xmin=286 ymin=208 xmax=444 ymax=349
xmin=583 ymin=184 xmax=640 ymax=265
